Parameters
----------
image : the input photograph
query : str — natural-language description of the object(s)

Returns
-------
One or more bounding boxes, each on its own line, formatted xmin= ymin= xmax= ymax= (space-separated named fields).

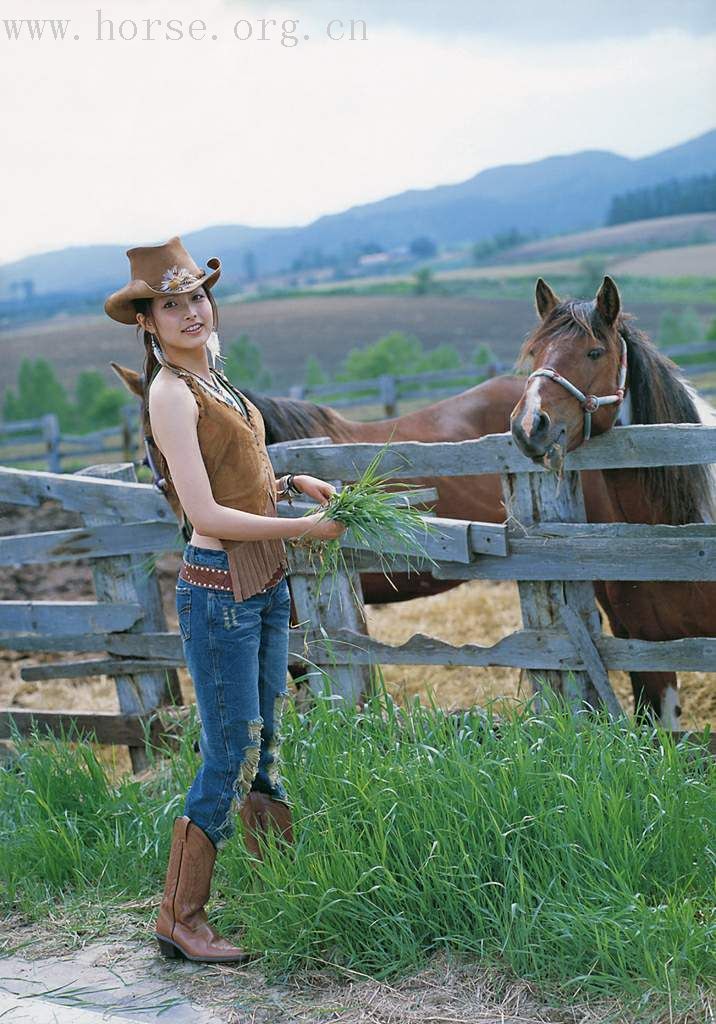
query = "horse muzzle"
xmin=511 ymin=407 xmax=565 ymax=461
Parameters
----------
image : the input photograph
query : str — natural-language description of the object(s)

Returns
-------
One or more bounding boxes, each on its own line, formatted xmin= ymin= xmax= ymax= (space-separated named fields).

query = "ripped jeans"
xmin=176 ymin=543 xmax=292 ymax=850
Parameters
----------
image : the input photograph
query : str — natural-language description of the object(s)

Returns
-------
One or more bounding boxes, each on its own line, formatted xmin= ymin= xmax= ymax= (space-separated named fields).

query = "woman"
xmin=104 ymin=237 xmax=345 ymax=964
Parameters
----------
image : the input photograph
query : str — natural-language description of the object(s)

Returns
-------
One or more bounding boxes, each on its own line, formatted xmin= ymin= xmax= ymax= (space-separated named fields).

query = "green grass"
xmin=0 ymin=685 xmax=713 ymax=1019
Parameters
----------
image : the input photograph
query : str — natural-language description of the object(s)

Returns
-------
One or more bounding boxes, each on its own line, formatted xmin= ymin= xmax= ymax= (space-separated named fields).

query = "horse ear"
xmin=535 ymin=278 xmax=559 ymax=320
xmin=596 ymin=276 xmax=620 ymax=326
xmin=111 ymin=361 xmax=144 ymax=398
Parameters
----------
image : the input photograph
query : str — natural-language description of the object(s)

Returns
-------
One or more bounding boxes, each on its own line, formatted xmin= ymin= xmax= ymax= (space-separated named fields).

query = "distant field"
xmin=3 ymin=293 xmax=715 ymax=395
xmin=302 ymin=244 xmax=716 ymax=293
xmin=612 ymin=242 xmax=716 ymax=277
xmin=504 ymin=211 xmax=716 ymax=261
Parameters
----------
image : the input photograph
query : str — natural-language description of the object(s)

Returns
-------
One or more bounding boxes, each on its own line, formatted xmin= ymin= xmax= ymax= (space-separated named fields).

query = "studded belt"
xmin=178 ymin=559 xmax=285 ymax=595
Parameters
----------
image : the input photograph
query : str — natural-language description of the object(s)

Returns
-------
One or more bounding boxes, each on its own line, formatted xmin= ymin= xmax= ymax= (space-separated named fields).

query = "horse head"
xmin=509 ymin=277 xmax=714 ymax=526
xmin=510 ymin=276 xmax=626 ymax=471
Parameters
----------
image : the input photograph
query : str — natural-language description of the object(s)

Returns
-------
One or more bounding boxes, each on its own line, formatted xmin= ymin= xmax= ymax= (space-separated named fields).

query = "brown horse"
xmin=510 ymin=276 xmax=716 ymax=729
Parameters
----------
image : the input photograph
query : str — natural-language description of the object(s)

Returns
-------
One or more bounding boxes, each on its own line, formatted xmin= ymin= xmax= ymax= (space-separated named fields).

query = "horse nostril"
xmin=534 ymin=410 xmax=550 ymax=437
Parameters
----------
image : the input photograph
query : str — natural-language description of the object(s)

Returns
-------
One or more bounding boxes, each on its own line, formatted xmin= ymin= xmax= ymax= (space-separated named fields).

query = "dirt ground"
xmin=1 ymin=500 xmax=713 ymax=782
xmin=1 ymin=921 xmax=663 ymax=1024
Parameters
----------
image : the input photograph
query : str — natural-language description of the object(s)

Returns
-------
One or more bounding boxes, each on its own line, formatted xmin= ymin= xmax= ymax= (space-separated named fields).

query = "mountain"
xmin=2 ymin=128 xmax=715 ymax=301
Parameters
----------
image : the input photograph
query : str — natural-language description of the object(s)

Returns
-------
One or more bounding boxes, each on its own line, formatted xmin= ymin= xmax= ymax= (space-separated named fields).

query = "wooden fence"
xmin=269 ymin=424 xmax=716 ymax=710
xmin=1 ymin=423 xmax=715 ymax=769
xmin=0 ymin=403 xmax=138 ymax=473
xmin=286 ymin=362 xmax=510 ymax=414
xmin=3 ymin=340 xmax=712 ymax=473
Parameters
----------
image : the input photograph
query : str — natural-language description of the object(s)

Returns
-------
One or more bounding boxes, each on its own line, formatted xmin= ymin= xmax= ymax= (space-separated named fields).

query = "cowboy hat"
xmin=104 ymin=236 xmax=221 ymax=325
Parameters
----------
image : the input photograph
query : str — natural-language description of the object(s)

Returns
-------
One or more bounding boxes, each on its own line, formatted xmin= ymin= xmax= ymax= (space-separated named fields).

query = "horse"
xmin=510 ymin=275 xmax=716 ymax=729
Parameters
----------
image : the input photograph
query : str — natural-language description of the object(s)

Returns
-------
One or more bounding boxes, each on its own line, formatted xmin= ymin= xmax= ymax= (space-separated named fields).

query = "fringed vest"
xmin=152 ymin=366 xmax=289 ymax=601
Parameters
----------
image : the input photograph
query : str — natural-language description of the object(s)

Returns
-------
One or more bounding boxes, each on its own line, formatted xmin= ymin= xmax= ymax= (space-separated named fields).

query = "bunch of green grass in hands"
xmin=292 ymin=441 xmax=442 ymax=605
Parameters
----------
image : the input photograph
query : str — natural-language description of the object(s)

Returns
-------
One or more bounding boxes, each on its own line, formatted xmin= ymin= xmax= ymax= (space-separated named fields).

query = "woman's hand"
xmin=294 ymin=474 xmax=336 ymax=507
xmin=296 ymin=512 xmax=346 ymax=541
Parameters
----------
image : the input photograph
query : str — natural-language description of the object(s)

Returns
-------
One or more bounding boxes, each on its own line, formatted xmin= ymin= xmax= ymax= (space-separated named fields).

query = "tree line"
xmin=2 ymin=332 xmax=499 ymax=430
xmin=606 ymin=172 xmax=716 ymax=226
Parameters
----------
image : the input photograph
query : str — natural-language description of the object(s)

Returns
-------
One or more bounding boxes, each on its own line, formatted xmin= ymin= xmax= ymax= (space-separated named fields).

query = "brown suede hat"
xmin=104 ymin=235 xmax=221 ymax=325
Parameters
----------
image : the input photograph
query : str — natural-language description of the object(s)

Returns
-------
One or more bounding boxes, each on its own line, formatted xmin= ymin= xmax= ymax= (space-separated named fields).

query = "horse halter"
xmin=526 ymin=335 xmax=628 ymax=441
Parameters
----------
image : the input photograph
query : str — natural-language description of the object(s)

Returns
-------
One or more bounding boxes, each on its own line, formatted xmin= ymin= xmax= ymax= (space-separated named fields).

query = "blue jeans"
xmin=176 ymin=543 xmax=292 ymax=850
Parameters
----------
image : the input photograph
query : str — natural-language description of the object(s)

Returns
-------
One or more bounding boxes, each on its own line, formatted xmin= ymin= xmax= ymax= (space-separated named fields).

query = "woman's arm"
xmin=276 ymin=473 xmax=337 ymax=505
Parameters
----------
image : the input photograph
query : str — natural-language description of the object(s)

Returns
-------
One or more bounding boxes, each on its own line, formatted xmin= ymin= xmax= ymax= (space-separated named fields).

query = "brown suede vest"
xmin=152 ymin=365 xmax=289 ymax=600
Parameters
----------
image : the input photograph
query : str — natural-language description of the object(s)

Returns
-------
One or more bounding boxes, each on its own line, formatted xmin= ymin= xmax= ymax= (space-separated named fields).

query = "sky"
xmin=1 ymin=0 xmax=715 ymax=264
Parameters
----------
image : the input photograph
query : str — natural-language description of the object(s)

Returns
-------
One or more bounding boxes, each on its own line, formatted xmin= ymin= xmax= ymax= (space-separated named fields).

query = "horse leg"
xmin=627 ymin=671 xmax=681 ymax=729
xmin=599 ymin=582 xmax=682 ymax=730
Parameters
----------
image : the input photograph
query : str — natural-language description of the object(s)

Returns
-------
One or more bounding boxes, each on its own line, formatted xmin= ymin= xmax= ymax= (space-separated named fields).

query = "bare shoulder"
xmin=148 ymin=368 xmax=199 ymax=455
xmin=149 ymin=367 xmax=197 ymax=412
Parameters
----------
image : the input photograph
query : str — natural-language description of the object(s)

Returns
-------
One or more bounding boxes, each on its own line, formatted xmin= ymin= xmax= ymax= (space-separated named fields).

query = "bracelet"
xmin=286 ymin=473 xmax=302 ymax=496
xmin=277 ymin=474 xmax=301 ymax=506
xmin=276 ymin=475 xmax=291 ymax=504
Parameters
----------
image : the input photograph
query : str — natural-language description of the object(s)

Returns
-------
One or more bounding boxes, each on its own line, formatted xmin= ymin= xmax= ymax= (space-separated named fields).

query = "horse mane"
xmin=239 ymin=388 xmax=338 ymax=445
xmin=618 ymin=316 xmax=716 ymax=523
xmin=516 ymin=301 xmax=714 ymax=524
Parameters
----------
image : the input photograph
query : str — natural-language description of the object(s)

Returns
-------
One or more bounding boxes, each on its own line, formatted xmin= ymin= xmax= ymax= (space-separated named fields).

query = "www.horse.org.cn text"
xmin=2 ymin=13 xmax=370 ymax=46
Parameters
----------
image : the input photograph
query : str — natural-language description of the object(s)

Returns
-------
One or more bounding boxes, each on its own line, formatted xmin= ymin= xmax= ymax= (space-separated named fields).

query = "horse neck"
xmin=334 ymin=417 xmax=405 ymax=442
xmin=601 ymin=468 xmax=669 ymax=525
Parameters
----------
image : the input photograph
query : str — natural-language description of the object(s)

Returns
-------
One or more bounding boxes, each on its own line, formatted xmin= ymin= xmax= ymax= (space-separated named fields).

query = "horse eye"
xmin=587 ymin=348 xmax=605 ymax=360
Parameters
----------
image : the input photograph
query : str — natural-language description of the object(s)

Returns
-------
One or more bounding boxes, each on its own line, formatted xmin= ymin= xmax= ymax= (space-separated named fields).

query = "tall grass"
xmin=294 ymin=439 xmax=440 ymax=605
xmin=1 ymin=684 xmax=713 ymax=1018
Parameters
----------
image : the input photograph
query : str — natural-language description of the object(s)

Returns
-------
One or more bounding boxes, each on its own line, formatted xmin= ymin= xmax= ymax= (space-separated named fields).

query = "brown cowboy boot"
xmin=155 ymin=816 xmax=253 ymax=963
xmin=239 ymin=792 xmax=294 ymax=861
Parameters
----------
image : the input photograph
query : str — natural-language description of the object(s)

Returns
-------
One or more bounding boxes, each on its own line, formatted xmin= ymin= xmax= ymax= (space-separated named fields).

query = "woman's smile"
xmin=183 ymin=322 xmax=205 ymax=335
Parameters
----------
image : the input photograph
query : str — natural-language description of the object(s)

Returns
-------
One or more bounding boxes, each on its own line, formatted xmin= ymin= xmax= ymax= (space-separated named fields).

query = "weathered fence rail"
xmin=0 ymin=422 xmax=714 ymax=766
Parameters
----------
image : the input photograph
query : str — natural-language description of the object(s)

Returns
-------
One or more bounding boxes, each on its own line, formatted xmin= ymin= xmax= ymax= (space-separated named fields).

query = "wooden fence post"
xmin=501 ymin=467 xmax=618 ymax=715
xmin=287 ymin=551 xmax=371 ymax=705
xmin=271 ymin=438 xmax=372 ymax=705
xmin=42 ymin=414 xmax=61 ymax=473
xmin=77 ymin=462 xmax=183 ymax=772
xmin=380 ymin=375 xmax=398 ymax=417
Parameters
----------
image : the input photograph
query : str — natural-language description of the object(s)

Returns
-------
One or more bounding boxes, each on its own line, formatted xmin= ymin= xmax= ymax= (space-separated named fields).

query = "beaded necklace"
xmin=180 ymin=366 xmax=250 ymax=420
